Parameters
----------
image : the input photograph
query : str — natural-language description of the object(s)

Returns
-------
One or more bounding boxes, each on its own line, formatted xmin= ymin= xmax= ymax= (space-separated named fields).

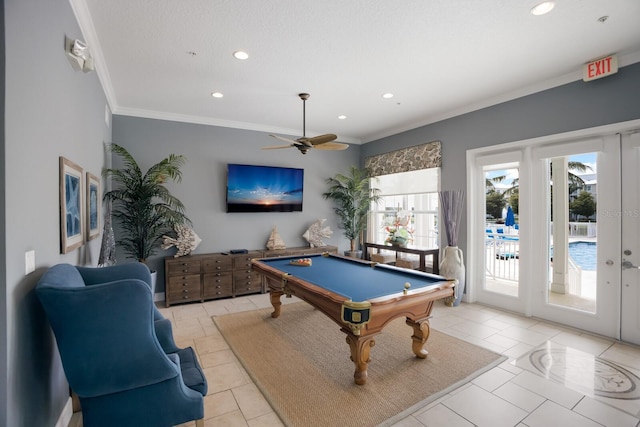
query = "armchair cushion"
xmin=175 ymin=346 xmax=208 ymax=395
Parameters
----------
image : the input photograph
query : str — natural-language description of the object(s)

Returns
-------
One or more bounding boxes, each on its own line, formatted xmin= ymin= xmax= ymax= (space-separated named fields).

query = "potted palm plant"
xmin=323 ymin=166 xmax=381 ymax=257
xmin=102 ymin=144 xmax=190 ymax=283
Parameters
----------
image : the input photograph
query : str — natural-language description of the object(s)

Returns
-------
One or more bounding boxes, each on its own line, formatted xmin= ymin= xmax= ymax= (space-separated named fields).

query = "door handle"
xmin=622 ymin=260 xmax=640 ymax=270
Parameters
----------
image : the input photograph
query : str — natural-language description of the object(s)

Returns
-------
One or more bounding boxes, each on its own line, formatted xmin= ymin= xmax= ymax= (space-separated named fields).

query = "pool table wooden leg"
xmin=269 ymin=290 xmax=283 ymax=318
xmin=345 ymin=333 xmax=377 ymax=385
xmin=406 ymin=318 xmax=431 ymax=358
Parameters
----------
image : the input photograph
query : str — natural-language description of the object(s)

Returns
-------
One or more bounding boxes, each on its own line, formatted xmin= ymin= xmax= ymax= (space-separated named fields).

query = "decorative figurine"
xmin=303 ymin=219 xmax=333 ymax=247
xmin=161 ymin=224 xmax=202 ymax=257
xmin=266 ymin=226 xmax=287 ymax=250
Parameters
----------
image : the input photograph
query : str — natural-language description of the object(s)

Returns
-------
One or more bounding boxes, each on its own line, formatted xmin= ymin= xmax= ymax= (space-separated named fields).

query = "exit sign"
xmin=583 ymin=54 xmax=618 ymax=81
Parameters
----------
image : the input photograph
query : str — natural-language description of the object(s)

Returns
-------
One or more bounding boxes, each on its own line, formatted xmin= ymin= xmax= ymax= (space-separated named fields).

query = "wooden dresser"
xmin=164 ymin=245 xmax=337 ymax=307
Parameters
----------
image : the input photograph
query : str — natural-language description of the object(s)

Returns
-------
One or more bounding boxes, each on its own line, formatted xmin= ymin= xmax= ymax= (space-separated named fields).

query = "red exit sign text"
xmin=583 ymin=54 xmax=618 ymax=82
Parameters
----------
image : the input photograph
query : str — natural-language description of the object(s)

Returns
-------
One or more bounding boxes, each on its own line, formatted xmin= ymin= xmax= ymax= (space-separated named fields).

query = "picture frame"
xmin=59 ymin=157 xmax=84 ymax=253
xmin=86 ymin=172 xmax=101 ymax=241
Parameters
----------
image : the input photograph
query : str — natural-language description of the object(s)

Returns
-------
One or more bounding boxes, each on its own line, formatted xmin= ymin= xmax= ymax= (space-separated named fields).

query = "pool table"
xmin=251 ymin=252 xmax=456 ymax=385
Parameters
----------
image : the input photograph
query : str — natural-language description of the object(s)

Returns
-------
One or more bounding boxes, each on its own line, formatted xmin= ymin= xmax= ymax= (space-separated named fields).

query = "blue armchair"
xmin=36 ymin=262 xmax=207 ymax=427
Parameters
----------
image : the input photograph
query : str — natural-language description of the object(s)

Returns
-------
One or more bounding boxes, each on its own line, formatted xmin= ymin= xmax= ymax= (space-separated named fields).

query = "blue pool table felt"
xmin=260 ymin=254 xmax=446 ymax=302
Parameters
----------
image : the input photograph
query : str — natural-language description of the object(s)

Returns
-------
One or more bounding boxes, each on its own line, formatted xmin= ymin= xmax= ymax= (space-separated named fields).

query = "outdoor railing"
xmin=549 ymin=221 xmax=597 ymax=238
xmin=485 ymin=233 xmax=519 ymax=282
xmin=567 ymin=256 xmax=582 ymax=295
xmin=485 ymin=232 xmax=584 ymax=294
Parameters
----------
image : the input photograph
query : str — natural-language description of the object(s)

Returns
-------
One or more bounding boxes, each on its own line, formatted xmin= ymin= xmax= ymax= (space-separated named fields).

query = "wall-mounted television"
xmin=226 ymin=164 xmax=304 ymax=213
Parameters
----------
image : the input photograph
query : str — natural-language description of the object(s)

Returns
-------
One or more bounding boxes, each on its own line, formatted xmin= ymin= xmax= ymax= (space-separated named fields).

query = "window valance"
xmin=364 ymin=140 xmax=441 ymax=177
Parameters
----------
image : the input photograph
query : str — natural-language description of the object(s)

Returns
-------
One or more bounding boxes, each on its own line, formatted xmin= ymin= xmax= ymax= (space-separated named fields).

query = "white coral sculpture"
xmin=162 ymin=224 xmax=202 ymax=257
xmin=302 ymin=219 xmax=333 ymax=247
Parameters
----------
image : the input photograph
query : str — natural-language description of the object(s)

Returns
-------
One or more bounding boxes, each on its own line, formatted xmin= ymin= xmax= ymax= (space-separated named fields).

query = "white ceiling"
xmin=72 ymin=0 xmax=640 ymax=144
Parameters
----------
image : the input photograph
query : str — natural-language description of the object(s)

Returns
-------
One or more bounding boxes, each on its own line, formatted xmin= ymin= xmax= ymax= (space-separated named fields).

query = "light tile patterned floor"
xmin=72 ymin=293 xmax=640 ymax=426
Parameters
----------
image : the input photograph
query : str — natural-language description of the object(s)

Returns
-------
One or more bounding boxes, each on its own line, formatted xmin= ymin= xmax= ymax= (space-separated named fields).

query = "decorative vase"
xmin=439 ymin=246 xmax=465 ymax=307
xmin=150 ymin=270 xmax=157 ymax=297
xmin=388 ymin=236 xmax=407 ymax=247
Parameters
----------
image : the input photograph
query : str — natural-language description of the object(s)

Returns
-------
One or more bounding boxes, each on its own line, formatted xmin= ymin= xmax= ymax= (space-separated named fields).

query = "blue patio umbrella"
xmin=505 ymin=205 xmax=516 ymax=227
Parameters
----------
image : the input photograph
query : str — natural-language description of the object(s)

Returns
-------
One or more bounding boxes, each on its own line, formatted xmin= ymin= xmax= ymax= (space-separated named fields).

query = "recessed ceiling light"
xmin=382 ymin=93 xmax=394 ymax=99
xmin=530 ymin=1 xmax=555 ymax=16
xmin=233 ymin=51 xmax=249 ymax=60
xmin=338 ymin=115 xmax=347 ymax=120
xmin=211 ymin=92 xmax=224 ymax=98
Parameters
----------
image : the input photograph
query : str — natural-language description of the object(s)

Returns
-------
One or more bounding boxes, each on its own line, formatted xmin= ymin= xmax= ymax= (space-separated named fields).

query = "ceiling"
xmin=72 ymin=0 xmax=640 ymax=144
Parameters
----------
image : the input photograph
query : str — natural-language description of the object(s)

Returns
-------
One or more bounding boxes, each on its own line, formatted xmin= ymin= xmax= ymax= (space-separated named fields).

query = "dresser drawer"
xmin=233 ymin=270 xmax=261 ymax=295
xmin=203 ymin=273 xmax=233 ymax=299
xmin=166 ymin=259 xmax=202 ymax=276
xmin=202 ymin=256 xmax=233 ymax=273
xmin=167 ymin=275 xmax=201 ymax=303
xmin=232 ymin=251 xmax=263 ymax=269
xmin=203 ymin=271 xmax=233 ymax=287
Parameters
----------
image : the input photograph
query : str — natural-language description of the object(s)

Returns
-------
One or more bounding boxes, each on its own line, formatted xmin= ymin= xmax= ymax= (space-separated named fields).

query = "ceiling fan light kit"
xmin=263 ymin=93 xmax=349 ymax=155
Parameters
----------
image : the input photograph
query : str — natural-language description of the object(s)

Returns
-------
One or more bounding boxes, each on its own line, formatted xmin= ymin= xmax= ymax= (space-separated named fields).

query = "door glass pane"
xmin=484 ymin=165 xmax=519 ymax=296
xmin=547 ymin=153 xmax=597 ymax=313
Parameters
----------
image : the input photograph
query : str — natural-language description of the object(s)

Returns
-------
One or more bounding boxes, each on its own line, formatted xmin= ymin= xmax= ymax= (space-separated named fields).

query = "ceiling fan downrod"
xmin=299 ymin=93 xmax=309 ymax=138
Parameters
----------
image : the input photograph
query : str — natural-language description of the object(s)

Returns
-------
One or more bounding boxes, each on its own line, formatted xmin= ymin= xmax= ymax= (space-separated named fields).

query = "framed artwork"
xmin=86 ymin=172 xmax=101 ymax=240
xmin=59 ymin=157 xmax=84 ymax=253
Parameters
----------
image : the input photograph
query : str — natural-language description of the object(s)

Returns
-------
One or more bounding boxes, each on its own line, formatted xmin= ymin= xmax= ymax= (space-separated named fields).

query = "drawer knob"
xmin=183 ymin=296 xmax=189 ymax=299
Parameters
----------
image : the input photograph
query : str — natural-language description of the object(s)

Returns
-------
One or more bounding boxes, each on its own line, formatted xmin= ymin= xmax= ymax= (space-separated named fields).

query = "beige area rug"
xmin=214 ymin=303 xmax=505 ymax=427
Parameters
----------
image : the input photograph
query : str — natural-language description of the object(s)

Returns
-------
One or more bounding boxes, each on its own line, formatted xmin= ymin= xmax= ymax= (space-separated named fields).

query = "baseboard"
xmin=154 ymin=291 xmax=165 ymax=303
xmin=55 ymin=397 xmax=73 ymax=427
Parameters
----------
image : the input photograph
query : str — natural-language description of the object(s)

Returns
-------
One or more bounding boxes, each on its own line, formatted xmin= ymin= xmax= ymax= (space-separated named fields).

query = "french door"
xmin=621 ymin=131 xmax=640 ymax=344
xmin=468 ymin=121 xmax=640 ymax=342
xmin=468 ymin=150 xmax=527 ymax=315
xmin=530 ymin=135 xmax=620 ymax=338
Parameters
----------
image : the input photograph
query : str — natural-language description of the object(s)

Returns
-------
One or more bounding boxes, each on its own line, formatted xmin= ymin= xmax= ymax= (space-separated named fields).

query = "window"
xmin=367 ymin=168 xmax=440 ymax=248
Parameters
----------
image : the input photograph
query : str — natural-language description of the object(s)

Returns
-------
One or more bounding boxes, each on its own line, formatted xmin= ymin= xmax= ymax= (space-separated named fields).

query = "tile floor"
xmin=77 ymin=294 xmax=640 ymax=426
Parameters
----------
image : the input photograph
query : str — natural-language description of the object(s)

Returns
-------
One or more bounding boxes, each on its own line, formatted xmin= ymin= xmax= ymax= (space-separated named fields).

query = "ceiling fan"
xmin=262 ymin=93 xmax=349 ymax=155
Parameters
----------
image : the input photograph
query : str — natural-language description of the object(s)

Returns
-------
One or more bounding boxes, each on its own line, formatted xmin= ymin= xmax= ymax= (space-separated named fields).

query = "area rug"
xmin=214 ymin=303 xmax=505 ymax=427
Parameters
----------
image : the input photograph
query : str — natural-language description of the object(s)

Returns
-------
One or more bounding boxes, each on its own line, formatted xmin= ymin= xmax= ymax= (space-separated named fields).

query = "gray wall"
xmin=4 ymin=0 xmax=110 ymax=425
xmin=112 ymin=116 xmax=361 ymax=289
xmin=362 ymin=62 xmax=640 ymax=255
xmin=0 ymin=0 xmax=6 ymax=422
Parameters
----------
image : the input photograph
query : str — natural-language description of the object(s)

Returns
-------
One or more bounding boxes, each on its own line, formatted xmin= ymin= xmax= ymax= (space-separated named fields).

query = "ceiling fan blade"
xmin=306 ymin=134 xmax=338 ymax=146
xmin=261 ymin=143 xmax=296 ymax=150
xmin=269 ymin=134 xmax=298 ymax=145
xmin=265 ymin=96 xmax=341 ymax=155
xmin=313 ymin=142 xmax=349 ymax=151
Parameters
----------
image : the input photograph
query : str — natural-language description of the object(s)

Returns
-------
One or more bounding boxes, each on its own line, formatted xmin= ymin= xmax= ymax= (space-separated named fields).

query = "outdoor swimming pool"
xmin=569 ymin=241 xmax=597 ymax=271
xmin=550 ymin=242 xmax=597 ymax=271
xmin=551 ymin=241 xmax=596 ymax=271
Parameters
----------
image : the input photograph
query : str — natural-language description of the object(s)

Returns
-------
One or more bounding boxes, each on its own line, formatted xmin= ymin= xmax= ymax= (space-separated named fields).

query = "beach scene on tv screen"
xmin=227 ymin=165 xmax=303 ymax=212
